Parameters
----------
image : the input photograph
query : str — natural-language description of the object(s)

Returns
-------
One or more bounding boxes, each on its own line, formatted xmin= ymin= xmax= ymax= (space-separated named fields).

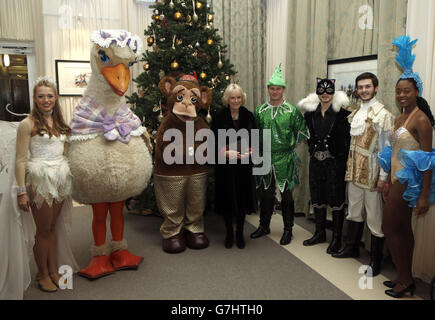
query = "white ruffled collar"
xmin=350 ymin=98 xmax=377 ymax=136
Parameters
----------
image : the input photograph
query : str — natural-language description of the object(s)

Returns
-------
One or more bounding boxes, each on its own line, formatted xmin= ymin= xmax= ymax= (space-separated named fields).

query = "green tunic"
xmin=254 ymin=100 xmax=309 ymax=192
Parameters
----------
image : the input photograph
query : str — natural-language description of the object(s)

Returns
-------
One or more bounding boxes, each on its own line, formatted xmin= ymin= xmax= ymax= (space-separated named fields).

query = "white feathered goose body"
xmin=68 ymin=31 xmax=152 ymax=204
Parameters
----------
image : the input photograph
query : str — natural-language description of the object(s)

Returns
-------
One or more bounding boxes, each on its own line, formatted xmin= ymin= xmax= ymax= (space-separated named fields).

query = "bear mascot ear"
xmin=199 ymin=86 xmax=212 ymax=110
xmin=159 ymin=76 xmax=177 ymax=98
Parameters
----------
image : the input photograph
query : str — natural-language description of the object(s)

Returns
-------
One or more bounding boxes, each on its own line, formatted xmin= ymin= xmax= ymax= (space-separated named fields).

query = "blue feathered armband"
xmin=395 ymin=149 xmax=435 ymax=207
xmin=378 ymin=146 xmax=392 ymax=173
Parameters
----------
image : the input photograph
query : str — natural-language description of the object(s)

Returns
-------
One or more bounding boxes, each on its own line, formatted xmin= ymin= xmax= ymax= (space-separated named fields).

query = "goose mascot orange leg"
xmin=68 ymin=30 xmax=153 ymax=280
xmin=79 ymin=201 xmax=143 ymax=279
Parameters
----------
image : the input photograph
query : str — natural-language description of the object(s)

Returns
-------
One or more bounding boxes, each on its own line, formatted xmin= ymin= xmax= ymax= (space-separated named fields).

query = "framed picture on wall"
xmin=327 ymin=55 xmax=378 ymax=99
xmin=55 ymin=60 xmax=92 ymax=96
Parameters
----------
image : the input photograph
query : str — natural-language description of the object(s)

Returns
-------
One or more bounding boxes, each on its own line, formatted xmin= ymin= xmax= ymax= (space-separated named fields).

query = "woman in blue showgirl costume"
xmin=378 ymin=36 xmax=435 ymax=299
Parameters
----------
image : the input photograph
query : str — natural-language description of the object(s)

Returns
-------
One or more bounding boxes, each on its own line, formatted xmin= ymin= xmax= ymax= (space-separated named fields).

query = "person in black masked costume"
xmin=298 ymin=78 xmax=351 ymax=254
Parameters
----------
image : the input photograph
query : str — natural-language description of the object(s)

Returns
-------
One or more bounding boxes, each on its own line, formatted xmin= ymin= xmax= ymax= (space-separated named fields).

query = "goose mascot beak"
xmin=102 ymin=63 xmax=130 ymax=97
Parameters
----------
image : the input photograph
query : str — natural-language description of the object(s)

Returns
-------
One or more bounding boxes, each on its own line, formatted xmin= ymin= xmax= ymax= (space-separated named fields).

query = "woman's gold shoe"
xmin=37 ymin=276 xmax=57 ymax=292
xmin=49 ymin=273 xmax=62 ymax=288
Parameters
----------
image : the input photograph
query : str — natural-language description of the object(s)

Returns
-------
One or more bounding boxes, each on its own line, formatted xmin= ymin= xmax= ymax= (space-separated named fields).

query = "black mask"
xmin=316 ymin=78 xmax=336 ymax=95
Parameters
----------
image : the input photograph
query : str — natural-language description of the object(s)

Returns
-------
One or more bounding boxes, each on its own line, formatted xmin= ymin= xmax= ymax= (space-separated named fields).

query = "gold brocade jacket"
xmin=345 ymin=102 xmax=394 ymax=191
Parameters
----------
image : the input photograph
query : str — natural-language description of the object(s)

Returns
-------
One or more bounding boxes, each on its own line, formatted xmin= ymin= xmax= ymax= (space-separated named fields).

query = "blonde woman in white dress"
xmin=13 ymin=77 xmax=77 ymax=294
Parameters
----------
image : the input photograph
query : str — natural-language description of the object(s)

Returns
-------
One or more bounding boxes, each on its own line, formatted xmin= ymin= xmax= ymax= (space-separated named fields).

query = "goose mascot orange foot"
xmin=68 ymin=30 xmax=153 ymax=279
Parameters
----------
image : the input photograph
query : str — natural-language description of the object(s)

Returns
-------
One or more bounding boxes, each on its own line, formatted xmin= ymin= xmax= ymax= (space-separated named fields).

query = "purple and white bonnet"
xmin=90 ymin=29 xmax=143 ymax=58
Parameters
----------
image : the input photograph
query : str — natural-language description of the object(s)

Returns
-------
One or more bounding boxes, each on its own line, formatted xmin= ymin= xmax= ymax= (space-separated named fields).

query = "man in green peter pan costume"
xmin=250 ymin=63 xmax=309 ymax=245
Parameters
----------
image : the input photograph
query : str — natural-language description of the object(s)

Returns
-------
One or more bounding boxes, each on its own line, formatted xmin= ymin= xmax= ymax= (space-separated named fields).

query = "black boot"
xmin=303 ymin=208 xmax=327 ymax=246
xmin=326 ymin=210 xmax=344 ymax=254
xmin=365 ymin=235 xmax=384 ymax=277
xmin=224 ymin=216 xmax=234 ymax=249
xmin=236 ymin=213 xmax=246 ymax=249
xmin=236 ymin=230 xmax=245 ymax=249
xmin=280 ymin=200 xmax=294 ymax=245
xmin=332 ymin=220 xmax=364 ymax=258
xmin=250 ymin=197 xmax=274 ymax=239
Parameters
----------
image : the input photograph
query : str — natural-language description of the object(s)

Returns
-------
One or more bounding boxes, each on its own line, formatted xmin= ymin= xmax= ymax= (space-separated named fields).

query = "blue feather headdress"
xmin=392 ymin=36 xmax=423 ymax=96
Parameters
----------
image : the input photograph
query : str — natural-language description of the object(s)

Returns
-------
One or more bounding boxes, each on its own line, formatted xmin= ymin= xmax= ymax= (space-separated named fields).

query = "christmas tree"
xmin=127 ymin=0 xmax=237 ymax=215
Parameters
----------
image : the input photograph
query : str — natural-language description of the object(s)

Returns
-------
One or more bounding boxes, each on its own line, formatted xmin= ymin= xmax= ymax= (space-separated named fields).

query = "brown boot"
xmin=185 ymin=230 xmax=209 ymax=249
xmin=162 ymin=233 xmax=186 ymax=254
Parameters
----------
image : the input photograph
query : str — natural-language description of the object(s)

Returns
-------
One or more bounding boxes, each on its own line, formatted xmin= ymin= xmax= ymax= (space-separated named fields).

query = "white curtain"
xmin=213 ymin=0 xmax=267 ymax=110
xmin=265 ymin=0 xmax=288 ymax=98
xmin=406 ymin=0 xmax=435 ymax=283
xmin=0 ymin=0 xmax=34 ymax=40
xmin=406 ymin=0 xmax=435 ymax=116
xmin=35 ymin=0 xmax=153 ymax=123
xmin=31 ymin=0 xmax=45 ymax=78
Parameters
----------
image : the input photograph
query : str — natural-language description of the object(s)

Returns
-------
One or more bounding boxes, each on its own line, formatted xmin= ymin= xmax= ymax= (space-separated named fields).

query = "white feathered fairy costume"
xmin=0 ymin=121 xmax=78 ymax=300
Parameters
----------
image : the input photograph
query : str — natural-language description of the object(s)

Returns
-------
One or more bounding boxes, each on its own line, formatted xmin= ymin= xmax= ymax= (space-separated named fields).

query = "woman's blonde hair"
xmin=222 ymin=83 xmax=247 ymax=107
xmin=31 ymin=77 xmax=71 ymax=137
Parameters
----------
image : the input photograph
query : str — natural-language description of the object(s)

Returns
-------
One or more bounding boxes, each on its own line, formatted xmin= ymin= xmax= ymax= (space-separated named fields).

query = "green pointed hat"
xmin=267 ymin=63 xmax=286 ymax=88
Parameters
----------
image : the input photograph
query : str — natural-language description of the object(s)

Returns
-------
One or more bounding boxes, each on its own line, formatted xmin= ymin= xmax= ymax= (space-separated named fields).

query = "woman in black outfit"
xmin=211 ymin=84 xmax=257 ymax=249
